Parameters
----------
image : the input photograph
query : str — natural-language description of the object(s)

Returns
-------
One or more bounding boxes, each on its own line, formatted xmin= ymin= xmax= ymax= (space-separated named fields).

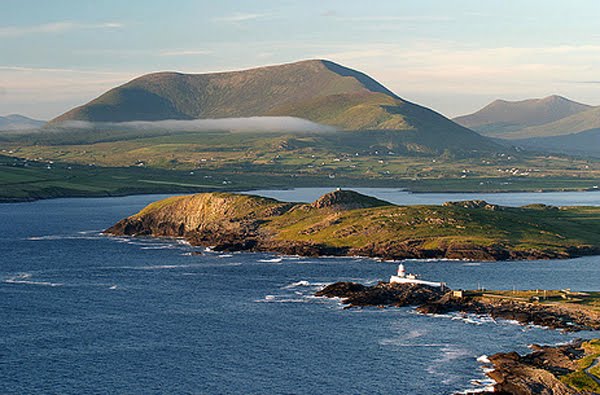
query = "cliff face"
xmin=105 ymin=190 xmax=600 ymax=261
xmin=106 ymin=193 xmax=294 ymax=250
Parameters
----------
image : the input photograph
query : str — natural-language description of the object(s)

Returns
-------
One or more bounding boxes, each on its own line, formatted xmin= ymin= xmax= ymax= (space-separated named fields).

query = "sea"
xmin=1 ymin=188 xmax=599 ymax=394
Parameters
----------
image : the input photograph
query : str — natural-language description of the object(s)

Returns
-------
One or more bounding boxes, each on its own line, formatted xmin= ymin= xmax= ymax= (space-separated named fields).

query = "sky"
xmin=1 ymin=0 xmax=600 ymax=120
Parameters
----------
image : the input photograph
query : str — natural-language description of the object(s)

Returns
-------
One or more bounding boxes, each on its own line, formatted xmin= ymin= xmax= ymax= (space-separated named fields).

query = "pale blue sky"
xmin=2 ymin=0 xmax=600 ymax=119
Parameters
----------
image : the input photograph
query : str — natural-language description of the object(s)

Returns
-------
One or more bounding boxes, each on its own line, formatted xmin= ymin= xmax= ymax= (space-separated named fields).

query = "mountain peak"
xmin=47 ymin=59 xmax=498 ymax=154
xmin=454 ymin=95 xmax=593 ymax=135
xmin=0 ymin=114 xmax=45 ymax=131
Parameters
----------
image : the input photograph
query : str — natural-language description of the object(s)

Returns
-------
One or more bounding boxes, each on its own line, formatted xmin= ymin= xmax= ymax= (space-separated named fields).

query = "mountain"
xmin=0 ymin=114 xmax=45 ymax=131
xmin=49 ymin=60 xmax=497 ymax=154
xmin=516 ymin=128 xmax=600 ymax=157
xmin=453 ymin=95 xmax=592 ymax=137
xmin=514 ymin=105 xmax=600 ymax=139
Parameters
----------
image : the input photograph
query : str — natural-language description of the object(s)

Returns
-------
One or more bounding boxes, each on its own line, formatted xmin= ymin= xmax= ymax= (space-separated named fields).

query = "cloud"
xmin=54 ymin=117 xmax=336 ymax=133
xmin=567 ymin=80 xmax=600 ymax=84
xmin=328 ymin=15 xmax=454 ymax=22
xmin=213 ymin=13 xmax=270 ymax=23
xmin=0 ymin=21 xmax=123 ymax=37
xmin=159 ymin=49 xmax=212 ymax=57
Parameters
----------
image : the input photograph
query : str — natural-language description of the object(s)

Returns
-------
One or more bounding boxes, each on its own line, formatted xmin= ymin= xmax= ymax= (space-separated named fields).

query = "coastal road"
xmin=584 ymin=357 xmax=600 ymax=387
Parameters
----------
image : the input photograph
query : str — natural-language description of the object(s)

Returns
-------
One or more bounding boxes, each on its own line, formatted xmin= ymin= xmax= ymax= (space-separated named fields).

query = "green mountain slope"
xmin=514 ymin=105 xmax=600 ymax=139
xmin=453 ymin=95 xmax=592 ymax=137
xmin=517 ymin=128 xmax=600 ymax=157
xmin=50 ymin=60 xmax=493 ymax=149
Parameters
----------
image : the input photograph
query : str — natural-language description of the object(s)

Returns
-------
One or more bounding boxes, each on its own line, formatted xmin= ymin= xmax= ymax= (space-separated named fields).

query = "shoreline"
xmin=315 ymin=281 xmax=600 ymax=394
xmin=2 ymin=184 xmax=598 ymax=204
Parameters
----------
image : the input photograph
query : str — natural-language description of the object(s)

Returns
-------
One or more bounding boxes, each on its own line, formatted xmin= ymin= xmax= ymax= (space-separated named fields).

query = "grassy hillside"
xmin=107 ymin=190 xmax=600 ymax=260
xmin=1 ymin=127 xmax=599 ymax=202
xmin=454 ymin=95 xmax=592 ymax=137
xmin=517 ymin=128 xmax=600 ymax=157
xmin=514 ymin=105 xmax=600 ymax=139
xmin=49 ymin=59 xmax=495 ymax=152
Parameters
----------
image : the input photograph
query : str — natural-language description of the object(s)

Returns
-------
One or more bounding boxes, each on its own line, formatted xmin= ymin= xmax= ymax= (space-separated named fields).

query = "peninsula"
xmin=105 ymin=190 xmax=600 ymax=261
xmin=316 ymin=276 xmax=600 ymax=394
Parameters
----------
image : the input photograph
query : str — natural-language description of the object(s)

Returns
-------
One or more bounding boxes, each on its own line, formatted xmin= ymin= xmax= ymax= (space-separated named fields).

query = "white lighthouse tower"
xmin=389 ymin=264 xmax=444 ymax=288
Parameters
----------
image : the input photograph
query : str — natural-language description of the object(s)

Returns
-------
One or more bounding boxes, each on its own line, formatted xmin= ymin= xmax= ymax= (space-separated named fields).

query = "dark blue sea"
xmin=1 ymin=189 xmax=599 ymax=394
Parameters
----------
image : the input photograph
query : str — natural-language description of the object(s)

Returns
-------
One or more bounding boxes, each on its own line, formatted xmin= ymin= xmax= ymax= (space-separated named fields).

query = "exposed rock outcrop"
xmin=466 ymin=340 xmax=600 ymax=395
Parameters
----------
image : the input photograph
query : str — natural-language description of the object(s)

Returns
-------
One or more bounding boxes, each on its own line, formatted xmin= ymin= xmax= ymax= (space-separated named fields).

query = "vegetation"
xmin=109 ymin=190 xmax=600 ymax=260
xmin=560 ymin=339 xmax=600 ymax=393
xmin=1 ymin=61 xmax=598 ymax=201
xmin=49 ymin=60 xmax=490 ymax=144
xmin=1 ymin=126 xmax=598 ymax=201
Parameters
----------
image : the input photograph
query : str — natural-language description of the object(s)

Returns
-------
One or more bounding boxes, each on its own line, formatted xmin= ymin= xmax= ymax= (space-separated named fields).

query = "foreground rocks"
xmin=418 ymin=293 xmax=600 ymax=332
xmin=317 ymin=282 xmax=600 ymax=331
xmin=315 ymin=281 xmax=446 ymax=308
xmin=465 ymin=340 xmax=600 ymax=395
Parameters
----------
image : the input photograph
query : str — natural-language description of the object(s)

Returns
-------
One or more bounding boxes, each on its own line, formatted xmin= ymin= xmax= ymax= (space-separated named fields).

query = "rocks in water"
xmin=418 ymin=294 xmax=600 ymax=332
xmin=316 ymin=281 xmax=446 ymax=308
xmin=478 ymin=340 xmax=593 ymax=395
xmin=317 ymin=281 xmax=600 ymax=332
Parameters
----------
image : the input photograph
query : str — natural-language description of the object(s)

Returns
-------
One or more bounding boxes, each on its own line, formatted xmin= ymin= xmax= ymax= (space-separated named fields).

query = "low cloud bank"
xmin=55 ymin=116 xmax=336 ymax=133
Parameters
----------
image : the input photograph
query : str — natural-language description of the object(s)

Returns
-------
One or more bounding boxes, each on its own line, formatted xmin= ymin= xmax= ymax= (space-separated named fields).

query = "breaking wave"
xmin=4 ymin=273 xmax=62 ymax=287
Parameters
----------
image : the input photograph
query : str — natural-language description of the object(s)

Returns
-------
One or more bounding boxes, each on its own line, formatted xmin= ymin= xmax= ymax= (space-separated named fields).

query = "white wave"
xmin=426 ymin=345 xmax=471 ymax=381
xmin=130 ymin=264 xmax=192 ymax=270
xmin=378 ymin=339 xmax=447 ymax=347
xmin=77 ymin=230 xmax=102 ymax=235
xmin=476 ymin=355 xmax=491 ymax=364
xmin=4 ymin=273 xmax=62 ymax=287
xmin=140 ymin=245 xmax=177 ymax=250
xmin=25 ymin=235 xmax=99 ymax=241
xmin=463 ymin=262 xmax=482 ymax=266
xmin=281 ymin=280 xmax=330 ymax=289
xmin=258 ymin=258 xmax=283 ymax=263
xmin=217 ymin=254 xmax=233 ymax=258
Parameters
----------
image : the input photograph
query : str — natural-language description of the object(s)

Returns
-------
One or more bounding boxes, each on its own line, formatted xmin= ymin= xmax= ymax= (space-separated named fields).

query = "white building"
xmin=389 ymin=264 xmax=444 ymax=288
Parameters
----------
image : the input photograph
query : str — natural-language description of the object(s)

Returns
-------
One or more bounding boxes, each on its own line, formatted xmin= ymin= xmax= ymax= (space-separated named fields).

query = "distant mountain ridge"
xmin=0 ymin=114 xmax=45 ymax=131
xmin=453 ymin=95 xmax=592 ymax=137
xmin=515 ymin=105 xmax=600 ymax=139
xmin=516 ymin=128 xmax=600 ymax=157
xmin=49 ymin=59 xmax=499 ymax=154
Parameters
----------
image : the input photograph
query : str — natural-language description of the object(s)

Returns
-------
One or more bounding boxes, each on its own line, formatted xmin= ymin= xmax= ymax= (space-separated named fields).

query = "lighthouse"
xmin=389 ymin=264 xmax=444 ymax=288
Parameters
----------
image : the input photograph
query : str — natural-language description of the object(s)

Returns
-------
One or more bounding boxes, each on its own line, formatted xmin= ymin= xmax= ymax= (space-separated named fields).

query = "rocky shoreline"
xmin=463 ymin=340 xmax=600 ymax=395
xmin=317 ymin=281 xmax=600 ymax=394
xmin=104 ymin=190 xmax=600 ymax=262
xmin=317 ymin=282 xmax=600 ymax=331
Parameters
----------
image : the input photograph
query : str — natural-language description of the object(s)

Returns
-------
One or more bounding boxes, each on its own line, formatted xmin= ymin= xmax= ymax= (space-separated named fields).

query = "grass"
xmin=1 ymin=128 xmax=599 ymax=201
xmin=561 ymin=339 xmax=600 ymax=393
xmin=121 ymin=190 xmax=600 ymax=258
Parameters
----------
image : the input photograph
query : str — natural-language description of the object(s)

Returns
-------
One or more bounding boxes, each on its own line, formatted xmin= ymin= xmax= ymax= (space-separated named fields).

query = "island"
xmin=105 ymin=189 xmax=600 ymax=261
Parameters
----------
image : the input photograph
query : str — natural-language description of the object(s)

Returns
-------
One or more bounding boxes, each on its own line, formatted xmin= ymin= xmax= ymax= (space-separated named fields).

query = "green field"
xmin=1 ymin=129 xmax=599 ymax=201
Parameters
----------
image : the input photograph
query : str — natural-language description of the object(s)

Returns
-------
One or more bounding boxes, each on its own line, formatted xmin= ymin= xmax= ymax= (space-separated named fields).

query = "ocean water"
xmin=1 ymin=190 xmax=599 ymax=394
